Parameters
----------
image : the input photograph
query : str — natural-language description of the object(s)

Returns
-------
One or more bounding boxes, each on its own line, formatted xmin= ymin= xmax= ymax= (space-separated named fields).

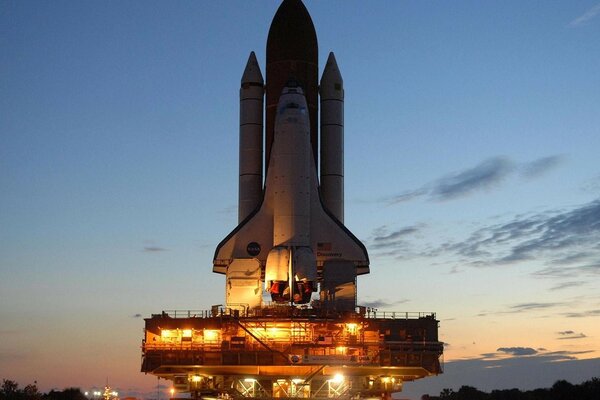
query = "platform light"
xmin=345 ymin=323 xmax=358 ymax=334
xmin=292 ymin=379 xmax=303 ymax=384
xmin=161 ymin=329 xmax=173 ymax=338
xmin=243 ymin=378 xmax=256 ymax=383
xmin=381 ymin=376 xmax=390 ymax=383
xmin=191 ymin=375 xmax=202 ymax=383
xmin=85 ymin=393 xmax=89 ymax=396
xmin=330 ymin=374 xmax=344 ymax=383
xmin=203 ymin=329 xmax=219 ymax=341
xmin=335 ymin=346 xmax=347 ymax=354
xmin=182 ymin=329 xmax=192 ymax=338
xmin=169 ymin=388 xmax=175 ymax=396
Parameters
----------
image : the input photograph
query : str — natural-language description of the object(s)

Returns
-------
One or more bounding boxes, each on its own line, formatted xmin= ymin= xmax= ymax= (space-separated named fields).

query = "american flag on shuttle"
xmin=317 ymin=242 xmax=332 ymax=251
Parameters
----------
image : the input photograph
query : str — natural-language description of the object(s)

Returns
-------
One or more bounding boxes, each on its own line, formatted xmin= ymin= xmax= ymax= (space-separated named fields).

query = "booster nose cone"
xmin=241 ymin=51 xmax=264 ymax=86
xmin=320 ymin=52 xmax=343 ymax=99
xmin=266 ymin=0 xmax=319 ymax=173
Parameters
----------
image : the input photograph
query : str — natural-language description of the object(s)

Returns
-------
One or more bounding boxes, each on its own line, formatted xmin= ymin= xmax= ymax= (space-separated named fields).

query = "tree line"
xmin=424 ymin=377 xmax=600 ymax=400
xmin=1 ymin=380 xmax=87 ymax=400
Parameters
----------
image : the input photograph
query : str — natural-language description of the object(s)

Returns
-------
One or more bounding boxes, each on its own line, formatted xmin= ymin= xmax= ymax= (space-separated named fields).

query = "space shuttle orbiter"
xmin=213 ymin=0 xmax=369 ymax=312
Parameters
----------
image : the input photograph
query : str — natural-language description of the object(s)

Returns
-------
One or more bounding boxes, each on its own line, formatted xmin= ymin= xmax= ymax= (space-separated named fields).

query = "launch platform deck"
xmin=141 ymin=307 xmax=443 ymax=398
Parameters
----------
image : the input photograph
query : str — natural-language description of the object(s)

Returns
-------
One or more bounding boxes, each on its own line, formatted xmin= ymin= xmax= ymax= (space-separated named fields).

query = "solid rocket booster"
xmin=214 ymin=0 xmax=369 ymax=311
xmin=238 ymin=52 xmax=264 ymax=223
xmin=320 ymin=53 xmax=344 ymax=223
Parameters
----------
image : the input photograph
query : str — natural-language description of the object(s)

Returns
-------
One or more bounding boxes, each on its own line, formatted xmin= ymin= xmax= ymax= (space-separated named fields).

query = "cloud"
xmin=550 ymin=281 xmax=585 ymax=291
xmin=143 ymin=246 xmax=167 ymax=252
xmin=445 ymin=199 xmax=600 ymax=268
xmin=562 ymin=309 xmax=600 ymax=318
xmin=534 ymin=263 xmax=600 ymax=279
xmin=519 ymin=155 xmax=564 ymax=179
xmin=370 ymin=198 xmax=600 ymax=298
xmin=386 ymin=155 xmax=562 ymax=204
xmin=360 ymin=298 xmax=409 ymax=309
xmin=510 ymin=302 xmax=561 ymax=312
xmin=581 ymin=175 xmax=600 ymax=194
xmin=132 ymin=313 xmax=142 ymax=318
xmin=430 ymin=157 xmax=515 ymax=200
xmin=479 ymin=348 xmax=595 ymax=362
xmin=475 ymin=301 xmax=574 ymax=318
xmin=569 ymin=3 xmax=600 ymax=27
xmin=497 ymin=347 xmax=538 ymax=356
xmin=557 ymin=331 xmax=587 ymax=340
xmin=367 ymin=225 xmax=425 ymax=259
xmin=371 ymin=225 xmax=421 ymax=249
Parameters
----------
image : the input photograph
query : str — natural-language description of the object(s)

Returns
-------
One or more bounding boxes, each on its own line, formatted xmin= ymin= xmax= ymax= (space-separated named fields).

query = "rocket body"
xmin=214 ymin=0 xmax=369 ymax=311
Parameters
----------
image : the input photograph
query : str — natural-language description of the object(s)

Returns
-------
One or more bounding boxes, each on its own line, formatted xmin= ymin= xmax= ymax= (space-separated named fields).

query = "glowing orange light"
xmin=345 ymin=323 xmax=358 ymax=334
xmin=204 ymin=329 xmax=219 ymax=341
xmin=161 ymin=329 xmax=175 ymax=338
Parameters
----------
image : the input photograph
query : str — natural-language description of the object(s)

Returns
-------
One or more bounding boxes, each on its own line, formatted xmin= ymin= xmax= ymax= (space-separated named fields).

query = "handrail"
xmin=156 ymin=308 xmax=437 ymax=320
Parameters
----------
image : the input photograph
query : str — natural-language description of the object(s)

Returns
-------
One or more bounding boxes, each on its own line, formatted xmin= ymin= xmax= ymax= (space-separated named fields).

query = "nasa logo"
xmin=290 ymin=355 xmax=301 ymax=363
xmin=246 ymin=242 xmax=261 ymax=256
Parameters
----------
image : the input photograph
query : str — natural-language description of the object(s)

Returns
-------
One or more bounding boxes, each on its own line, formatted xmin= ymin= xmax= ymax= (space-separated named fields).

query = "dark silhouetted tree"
xmin=454 ymin=385 xmax=487 ymax=400
xmin=43 ymin=388 xmax=86 ymax=400
xmin=1 ymin=380 xmax=41 ymax=400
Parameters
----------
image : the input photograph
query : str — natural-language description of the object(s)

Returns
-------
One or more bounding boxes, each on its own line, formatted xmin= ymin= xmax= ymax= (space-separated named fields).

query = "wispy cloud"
xmin=519 ymin=155 xmax=564 ymax=179
xmin=477 ymin=347 xmax=594 ymax=361
xmin=144 ymin=246 xmax=168 ymax=252
xmin=534 ymin=264 xmax=600 ymax=279
xmin=360 ymin=298 xmax=409 ymax=309
xmin=143 ymin=240 xmax=168 ymax=252
xmin=510 ymin=302 xmax=562 ymax=312
xmin=569 ymin=3 xmax=600 ymax=27
xmin=132 ymin=313 xmax=142 ymax=318
xmin=557 ymin=331 xmax=587 ymax=340
xmin=562 ymin=309 xmax=600 ymax=318
xmin=497 ymin=347 xmax=538 ymax=356
xmin=550 ymin=281 xmax=585 ymax=291
xmin=447 ymin=199 xmax=600 ymax=267
xmin=476 ymin=301 xmax=571 ymax=318
xmin=371 ymin=225 xmax=422 ymax=250
xmin=386 ymin=155 xmax=562 ymax=204
xmin=371 ymin=198 xmax=600 ymax=279
xmin=431 ymin=157 xmax=515 ymax=200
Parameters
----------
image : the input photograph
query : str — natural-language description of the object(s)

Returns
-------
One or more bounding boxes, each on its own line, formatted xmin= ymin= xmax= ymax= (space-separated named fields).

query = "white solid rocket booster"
xmin=238 ymin=52 xmax=264 ymax=223
xmin=320 ymin=52 xmax=344 ymax=223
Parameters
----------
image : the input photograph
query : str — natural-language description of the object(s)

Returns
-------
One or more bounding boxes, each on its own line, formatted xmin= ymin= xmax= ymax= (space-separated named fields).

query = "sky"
xmin=1 ymin=1 xmax=599 ymax=399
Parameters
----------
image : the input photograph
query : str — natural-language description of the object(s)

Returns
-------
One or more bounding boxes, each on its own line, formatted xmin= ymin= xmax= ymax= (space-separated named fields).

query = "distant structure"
xmin=141 ymin=1 xmax=443 ymax=398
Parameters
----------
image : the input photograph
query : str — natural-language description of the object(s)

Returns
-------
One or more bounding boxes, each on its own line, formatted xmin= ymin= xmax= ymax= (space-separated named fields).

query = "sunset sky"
xmin=1 ymin=1 xmax=599 ymax=399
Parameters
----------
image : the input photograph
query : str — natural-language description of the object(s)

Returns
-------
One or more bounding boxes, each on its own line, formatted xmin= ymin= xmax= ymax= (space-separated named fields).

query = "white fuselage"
xmin=270 ymin=86 xmax=312 ymax=248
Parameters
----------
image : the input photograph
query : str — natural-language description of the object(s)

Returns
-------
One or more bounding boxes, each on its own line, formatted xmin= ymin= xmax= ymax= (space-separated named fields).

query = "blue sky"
xmin=1 ymin=1 xmax=599 ymax=399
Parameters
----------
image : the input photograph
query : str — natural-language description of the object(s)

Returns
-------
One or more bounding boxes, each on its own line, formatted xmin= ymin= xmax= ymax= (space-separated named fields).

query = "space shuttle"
xmin=213 ymin=0 xmax=369 ymax=312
